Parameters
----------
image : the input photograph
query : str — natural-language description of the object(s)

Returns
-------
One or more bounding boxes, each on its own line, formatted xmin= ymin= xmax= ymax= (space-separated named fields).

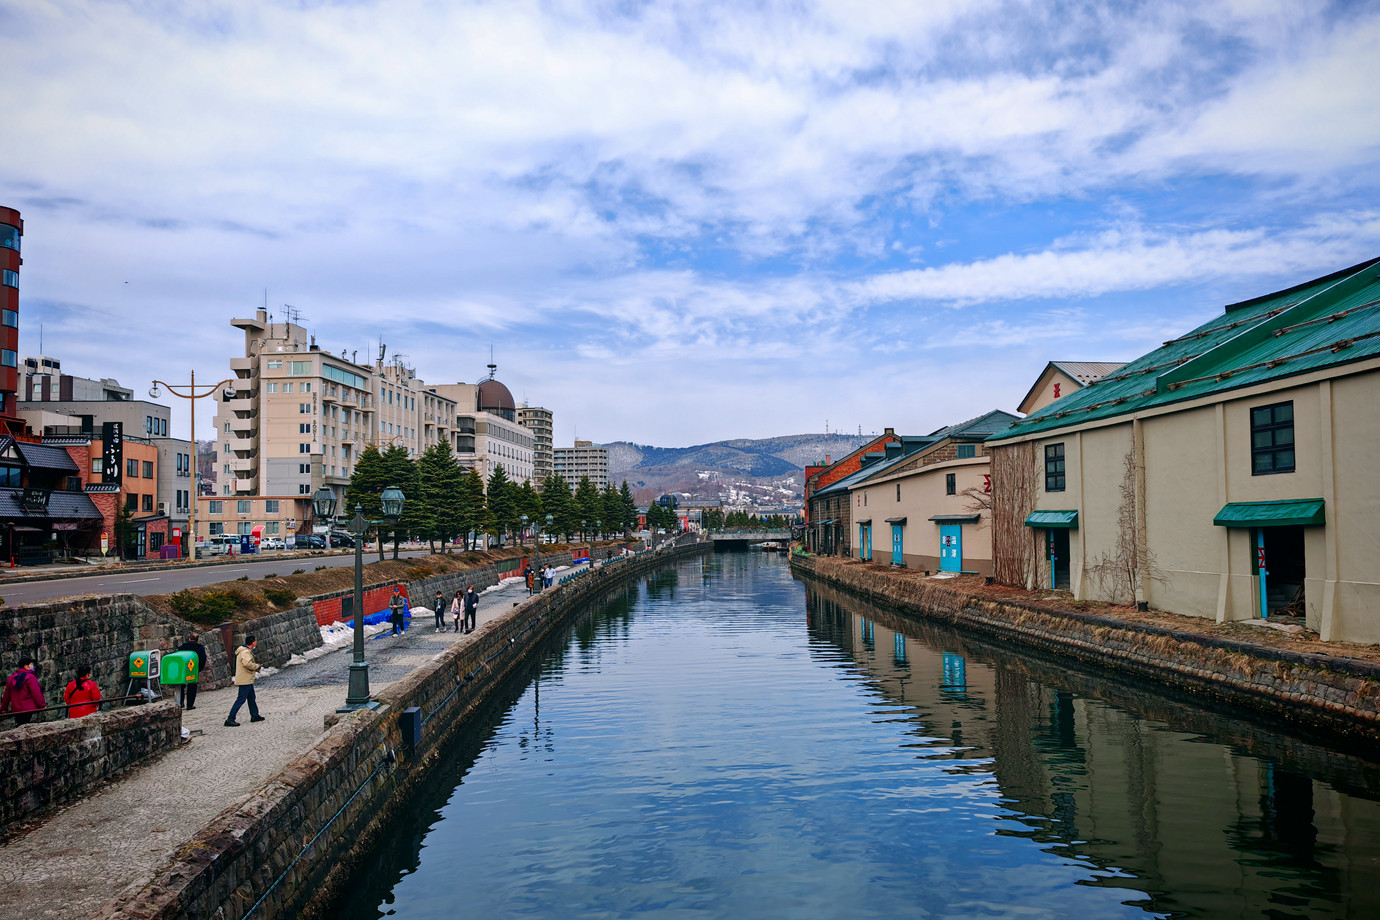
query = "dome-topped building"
xmin=477 ymin=364 xmax=516 ymax=421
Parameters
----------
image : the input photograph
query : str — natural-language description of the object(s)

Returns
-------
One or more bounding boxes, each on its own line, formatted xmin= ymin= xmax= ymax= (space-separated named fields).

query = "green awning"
xmin=1213 ymin=499 xmax=1325 ymax=528
xmin=1025 ymin=510 xmax=1078 ymax=529
xmin=929 ymin=514 xmax=980 ymax=524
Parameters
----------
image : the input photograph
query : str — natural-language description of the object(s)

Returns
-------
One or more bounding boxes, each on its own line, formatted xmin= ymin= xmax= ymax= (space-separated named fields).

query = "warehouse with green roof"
xmin=986 ymin=257 xmax=1380 ymax=643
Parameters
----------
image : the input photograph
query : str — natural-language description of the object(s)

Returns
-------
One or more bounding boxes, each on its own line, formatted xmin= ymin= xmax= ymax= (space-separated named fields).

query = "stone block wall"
xmin=791 ymin=554 xmax=1380 ymax=739
xmin=0 ymin=596 xmax=231 ymax=720
xmin=0 ymin=700 xmax=182 ymax=835
xmin=97 ymin=538 xmax=710 ymax=920
xmin=230 ymin=607 xmax=323 ymax=670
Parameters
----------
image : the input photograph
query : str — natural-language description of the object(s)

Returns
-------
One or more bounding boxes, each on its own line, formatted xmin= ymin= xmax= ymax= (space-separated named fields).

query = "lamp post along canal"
xmin=150 ymin=372 xmax=237 ymax=561
xmin=522 ymin=513 xmax=554 ymax=592
xmin=315 ymin=486 xmax=404 ymax=711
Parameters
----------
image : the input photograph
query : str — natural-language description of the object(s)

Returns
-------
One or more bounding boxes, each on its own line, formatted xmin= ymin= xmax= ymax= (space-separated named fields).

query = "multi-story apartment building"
xmin=553 ymin=440 xmax=609 ymax=490
xmin=517 ymin=403 xmax=554 ymax=482
xmin=20 ymin=354 xmax=139 ymax=404
xmin=204 ymin=310 xmax=378 ymax=543
xmin=0 ymin=207 xmax=20 ymax=419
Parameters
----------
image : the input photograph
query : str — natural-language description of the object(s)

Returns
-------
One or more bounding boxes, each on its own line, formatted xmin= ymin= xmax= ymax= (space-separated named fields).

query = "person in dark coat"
xmin=462 ymin=585 xmax=479 ymax=633
xmin=177 ymin=634 xmax=207 ymax=709
xmin=1 ymin=656 xmax=46 ymax=726
xmin=389 ymin=586 xmax=408 ymax=635
xmin=64 ymin=664 xmax=102 ymax=718
xmin=434 ymin=590 xmax=446 ymax=631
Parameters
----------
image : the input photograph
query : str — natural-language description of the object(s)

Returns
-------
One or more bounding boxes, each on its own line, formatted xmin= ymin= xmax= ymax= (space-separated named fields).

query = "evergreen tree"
xmin=619 ymin=481 xmax=637 ymax=534
xmin=381 ymin=444 xmax=420 ymax=559
xmin=542 ymin=473 xmax=578 ymax=540
xmin=573 ymin=476 xmax=601 ymax=538
xmin=418 ymin=440 xmax=465 ymax=552
xmin=486 ymin=464 xmax=518 ymax=545
xmin=345 ymin=445 xmax=389 ymax=561
xmin=600 ymin=483 xmax=622 ymax=538
xmin=516 ymin=480 xmax=543 ymax=543
xmin=459 ymin=468 xmax=487 ymax=550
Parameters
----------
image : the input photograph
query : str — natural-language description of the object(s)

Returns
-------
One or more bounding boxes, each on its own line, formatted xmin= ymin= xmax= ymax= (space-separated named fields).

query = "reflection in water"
xmin=330 ymin=554 xmax=1380 ymax=920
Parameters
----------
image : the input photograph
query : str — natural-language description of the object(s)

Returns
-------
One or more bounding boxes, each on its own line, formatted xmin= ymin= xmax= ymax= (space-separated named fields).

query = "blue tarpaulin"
xmin=343 ymin=598 xmax=410 ymax=629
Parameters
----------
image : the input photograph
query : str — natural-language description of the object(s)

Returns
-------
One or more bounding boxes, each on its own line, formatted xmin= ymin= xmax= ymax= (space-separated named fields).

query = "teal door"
xmin=891 ymin=525 xmax=904 ymax=566
xmin=939 ymin=525 xmax=962 ymax=572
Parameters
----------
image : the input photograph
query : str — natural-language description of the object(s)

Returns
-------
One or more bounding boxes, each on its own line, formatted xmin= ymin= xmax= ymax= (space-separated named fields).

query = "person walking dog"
xmin=64 ymin=665 xmax=102 ymax=718
xmin=450 ymin=590 xmax=463 ymax=632
xmin=177 ymin=634 xmax=207 ymax=710
xmin=1 ymin=656 xmax=46 ymax=726
xmin=463 ymin=585 xmax=479 ymax=633
xmin=225 ymin=636 xmax=265 ymax=727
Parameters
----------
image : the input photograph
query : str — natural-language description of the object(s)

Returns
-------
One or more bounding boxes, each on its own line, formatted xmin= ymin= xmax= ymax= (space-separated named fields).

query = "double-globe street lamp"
xmin=521 ymin=513 xmax=554 ymax=593
xmin=150 ymin=372 xmax=237 ymax=561
xmin=313 ymin=485 xmax=405 ymax=710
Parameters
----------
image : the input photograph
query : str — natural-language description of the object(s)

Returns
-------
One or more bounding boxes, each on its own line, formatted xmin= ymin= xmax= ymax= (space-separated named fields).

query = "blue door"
xmin=859 ymin=524 xmax=871 ymax=561
xmin=939 ymin=525 xmax=962 ymax=572
xmin=891 ymin=524 xmax=904 ymax=566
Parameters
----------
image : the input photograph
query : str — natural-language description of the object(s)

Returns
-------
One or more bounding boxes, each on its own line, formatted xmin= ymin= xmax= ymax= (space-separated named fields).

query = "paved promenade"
xmin=0 ymin=568 xmax=579 ymax=920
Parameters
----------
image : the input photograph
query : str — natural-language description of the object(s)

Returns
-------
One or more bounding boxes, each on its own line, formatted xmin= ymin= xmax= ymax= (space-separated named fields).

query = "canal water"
xmin=334 ymin=553 xmax=1380 ymax=920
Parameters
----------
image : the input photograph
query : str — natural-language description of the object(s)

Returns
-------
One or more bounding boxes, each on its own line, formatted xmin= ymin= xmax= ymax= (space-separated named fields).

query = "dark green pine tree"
xmin=381 ymin=444 xmax=420 ymax=559
xmin=459 ymin=467 xmax=488 ymax=550
xmin=345 ymin=444 xmax=390 ymax=561
xmin=418 ymin=440 xmax=465 ymax=553
xmin=600 ymin=482 xmax=622 ymax=538
xmin=619 ymin=480 xmax=637 ymax=534
xmin=486 ymin=464 xmax=518 ymax=546
xmin=573 ymin=475 xmax=602 ymax=539
xmin=542 ymin=473 xmax=578 ymax=541
xmin=516 ymin=480 xmax=543 ymax=543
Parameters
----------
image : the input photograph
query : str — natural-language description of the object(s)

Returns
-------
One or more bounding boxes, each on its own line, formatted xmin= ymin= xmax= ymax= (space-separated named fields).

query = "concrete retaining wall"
xmin=0 ymin=700 xmax=182 ymax=835
xmin=98 ymin=538 xmax=709 ymax=920
xmin=791 ymin=554 xmax=1380 ymax=740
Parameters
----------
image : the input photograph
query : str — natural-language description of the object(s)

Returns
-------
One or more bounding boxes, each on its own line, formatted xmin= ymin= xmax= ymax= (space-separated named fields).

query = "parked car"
xmin=299 ymin=534 xmax=327 ymax=549
xmin=328 ymin=532 xmax=355 ymax=548
xmin=260 ymin=536 xmax=285 ymax=550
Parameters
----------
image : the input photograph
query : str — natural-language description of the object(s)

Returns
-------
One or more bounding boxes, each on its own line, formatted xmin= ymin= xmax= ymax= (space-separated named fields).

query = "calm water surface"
xmin=335 ymin=553 xmax=1380 ymax=920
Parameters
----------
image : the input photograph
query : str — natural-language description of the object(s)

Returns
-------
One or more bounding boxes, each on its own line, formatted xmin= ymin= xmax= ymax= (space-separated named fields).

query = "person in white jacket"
xmin=225 ymin=635 xmax=264 ymax=727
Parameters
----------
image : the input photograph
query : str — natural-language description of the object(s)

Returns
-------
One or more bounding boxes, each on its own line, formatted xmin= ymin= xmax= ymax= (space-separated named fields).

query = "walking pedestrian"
xmin=434 ymin=590 xmax=446 ymax=631
xmin=525 ymin=564 xmax=534 ymax=595
xmin=450 ymin=590 xmax=463 ymax=632
xmin=543 ymin=565 xmax=554 ymax=589
xmin=389 ymin=586 xmax=408 ymax=636
xmin=463 ymin=585 xmax=479 ymax=633
xmin=224 ymin=635 xmax=265 ymax=727
xmin=1 ymin=656 xmax=46 ymax=726
xmin=63 ymin=664 xmax=102 ymax=718
xmin=177 ymin=633 xmax=207 ymax=710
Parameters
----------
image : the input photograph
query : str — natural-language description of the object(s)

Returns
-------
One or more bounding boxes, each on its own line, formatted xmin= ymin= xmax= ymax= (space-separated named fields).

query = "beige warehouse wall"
xmin=1142 ymin=406 xmax=1224 ymax=620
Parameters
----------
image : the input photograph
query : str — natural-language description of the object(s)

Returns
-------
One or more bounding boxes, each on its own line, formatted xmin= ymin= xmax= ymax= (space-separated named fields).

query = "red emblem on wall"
xmin=1053 ymin=383 xmax=1061 ymax=398
xmin=983 ymin=474 xmax=992 ymax=493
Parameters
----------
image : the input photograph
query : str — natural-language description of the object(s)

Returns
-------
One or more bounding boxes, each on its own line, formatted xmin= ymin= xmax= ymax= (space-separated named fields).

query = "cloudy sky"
xmin=3 ymin=0 xmax=1378 ymax=447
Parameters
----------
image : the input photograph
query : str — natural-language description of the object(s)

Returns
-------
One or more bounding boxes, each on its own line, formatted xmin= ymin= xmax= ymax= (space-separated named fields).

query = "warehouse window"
xmin=1045 ymin=443 xmax=1066 ymax=492
xmin=956 ymin=444 xmax=976 ymax=459
xmin=1251 ymin=401 xmax=1295 ymax=475
xmin=946 ymin=473 xmax=956 ymax=495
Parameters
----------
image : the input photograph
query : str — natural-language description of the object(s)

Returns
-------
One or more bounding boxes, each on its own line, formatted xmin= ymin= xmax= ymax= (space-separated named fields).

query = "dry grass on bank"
xmin=144 ymin=543 xmax=613 ymax=626
xmin=817 ymin=556 xmax=1380 ymax=667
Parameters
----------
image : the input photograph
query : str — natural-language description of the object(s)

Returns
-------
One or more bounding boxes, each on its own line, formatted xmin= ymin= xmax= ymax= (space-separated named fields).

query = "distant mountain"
xmin=606 ymin=433 xmax=871 ymax=483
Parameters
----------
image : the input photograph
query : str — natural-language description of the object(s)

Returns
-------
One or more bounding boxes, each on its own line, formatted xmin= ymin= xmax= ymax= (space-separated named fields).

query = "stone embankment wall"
xmin=791 ymin=554 xmax=1380 ymax=739
xmin=229 ymin=606 xmax=322 ymax=670
xmin=98 ymin=538 xmax=709 ymax=920
xmin=1 ymin=700 xmax=182 ymax=834
xmin=0 ymin=596 xmax=234 ymax=716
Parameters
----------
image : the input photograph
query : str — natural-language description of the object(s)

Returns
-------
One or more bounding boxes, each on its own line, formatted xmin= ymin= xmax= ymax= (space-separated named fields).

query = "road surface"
xmin=0 ymin=548 xmax=431 ymax=605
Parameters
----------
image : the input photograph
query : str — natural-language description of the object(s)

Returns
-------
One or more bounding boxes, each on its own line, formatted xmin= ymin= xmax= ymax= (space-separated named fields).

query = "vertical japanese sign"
xmin=102 ymin=421 xmax=123 ymax=487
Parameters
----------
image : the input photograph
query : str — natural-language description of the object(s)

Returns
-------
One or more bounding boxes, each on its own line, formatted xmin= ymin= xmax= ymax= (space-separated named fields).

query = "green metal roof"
xmin=992 ymin=258 xmax=1380 ymax=441
xmin=1213 ymin=499 xmax=1325 ymax=528
xmin=1025 ymin=510 xmax=1078 ymax=528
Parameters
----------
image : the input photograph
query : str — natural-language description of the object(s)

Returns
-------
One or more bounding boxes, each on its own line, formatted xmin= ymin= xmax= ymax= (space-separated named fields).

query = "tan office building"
xmin=517 ymin=404 xmax=554 ymax=483
xmin=988 ymin=258 xmax=1380 ymax=643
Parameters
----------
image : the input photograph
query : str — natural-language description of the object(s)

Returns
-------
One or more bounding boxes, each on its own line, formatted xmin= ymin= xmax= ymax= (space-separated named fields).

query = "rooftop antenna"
xmin=352 ymin=350 xmax=358 ymax=364
xmin=487 ymin=345 xmax=497 ymax=381
xmin=378 ymin=342 xmax=387 ymax=365
xmin=39 ymin=322 xmax=42 ymax=355
xmin=283 ymin=304 xmax=307 ymax=327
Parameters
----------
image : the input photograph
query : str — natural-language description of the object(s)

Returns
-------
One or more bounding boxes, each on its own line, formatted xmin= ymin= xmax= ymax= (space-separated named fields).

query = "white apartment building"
xmin=554 ymin=440 xmax=609 ymax=490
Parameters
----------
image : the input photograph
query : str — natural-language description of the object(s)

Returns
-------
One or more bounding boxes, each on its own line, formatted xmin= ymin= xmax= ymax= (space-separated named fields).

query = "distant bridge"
xmin=705 ymin=530 xmax=792 ymax=545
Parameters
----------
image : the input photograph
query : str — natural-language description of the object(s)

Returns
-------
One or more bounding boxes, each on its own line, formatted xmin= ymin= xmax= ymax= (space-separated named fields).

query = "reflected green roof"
xmin=992 ymin=258 xmax=1380 ymax=441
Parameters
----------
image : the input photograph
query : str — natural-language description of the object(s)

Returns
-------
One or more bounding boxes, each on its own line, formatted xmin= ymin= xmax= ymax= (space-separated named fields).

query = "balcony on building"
xmin=234 ymin=477 xmax=258 ymax=492
xmin=229 ymin=456 xmax=256 ymax=474
xmin=229 ymin=357 xmax=258 ymax=374
xmin=224 ymin=393 xmax=256 ymax=414
xmin=228 ymin=436 xmax=256 ymax=453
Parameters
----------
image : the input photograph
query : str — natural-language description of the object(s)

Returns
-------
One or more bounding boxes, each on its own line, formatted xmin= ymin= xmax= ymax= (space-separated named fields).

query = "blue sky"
xmin=2 ymin=0 xmax=1378 ymax=447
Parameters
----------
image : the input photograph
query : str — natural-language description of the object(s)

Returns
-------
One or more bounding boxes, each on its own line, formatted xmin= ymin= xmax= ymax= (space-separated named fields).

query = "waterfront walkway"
xmin=0 ymin=567 xmax=582 ymax=920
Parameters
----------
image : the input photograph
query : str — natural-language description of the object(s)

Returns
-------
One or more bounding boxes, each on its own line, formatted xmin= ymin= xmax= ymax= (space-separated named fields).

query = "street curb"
xmin=0 ymin=549 xmax=360 ymax=586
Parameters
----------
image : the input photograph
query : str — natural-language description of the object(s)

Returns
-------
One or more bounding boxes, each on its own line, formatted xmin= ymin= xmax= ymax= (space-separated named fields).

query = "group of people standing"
xmin=2 ymin=658 xmax=103 ymax=725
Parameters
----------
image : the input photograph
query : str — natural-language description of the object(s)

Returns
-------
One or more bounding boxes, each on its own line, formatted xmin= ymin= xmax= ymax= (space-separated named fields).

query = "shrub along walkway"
xmin=0 ymin=568 xmax=576 ymax=920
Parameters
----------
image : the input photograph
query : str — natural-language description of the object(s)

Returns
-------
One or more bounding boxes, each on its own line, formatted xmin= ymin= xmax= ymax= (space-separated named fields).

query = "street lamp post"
xmin=522 ymin=512 xmax=553 ymax=592
xmin=150 ymin=372 xmax=237 ymax=562
xmin=592 ymin=519 xmax=600 ymax=569
xmin=316 ymin=486 xmax=404 ymax=711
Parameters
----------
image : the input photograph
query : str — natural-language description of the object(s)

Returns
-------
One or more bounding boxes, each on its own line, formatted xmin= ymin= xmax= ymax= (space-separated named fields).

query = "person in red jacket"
xmin=64 ymin=665 xmax=102 ymax=718
xmin=2 ymin=656 xmax=47 ymax=726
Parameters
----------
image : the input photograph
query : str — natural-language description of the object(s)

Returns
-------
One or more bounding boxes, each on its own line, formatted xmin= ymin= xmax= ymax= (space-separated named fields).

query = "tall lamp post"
xmin=592 ymin=519 xmax=600 ymax=569
xmin=150 ymin=372 xmax=237 ymax=561
xmin=522 ymin=512 xmax=554 ymax=592
xmin=315 ymin=485 xmax=405 ymax=710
